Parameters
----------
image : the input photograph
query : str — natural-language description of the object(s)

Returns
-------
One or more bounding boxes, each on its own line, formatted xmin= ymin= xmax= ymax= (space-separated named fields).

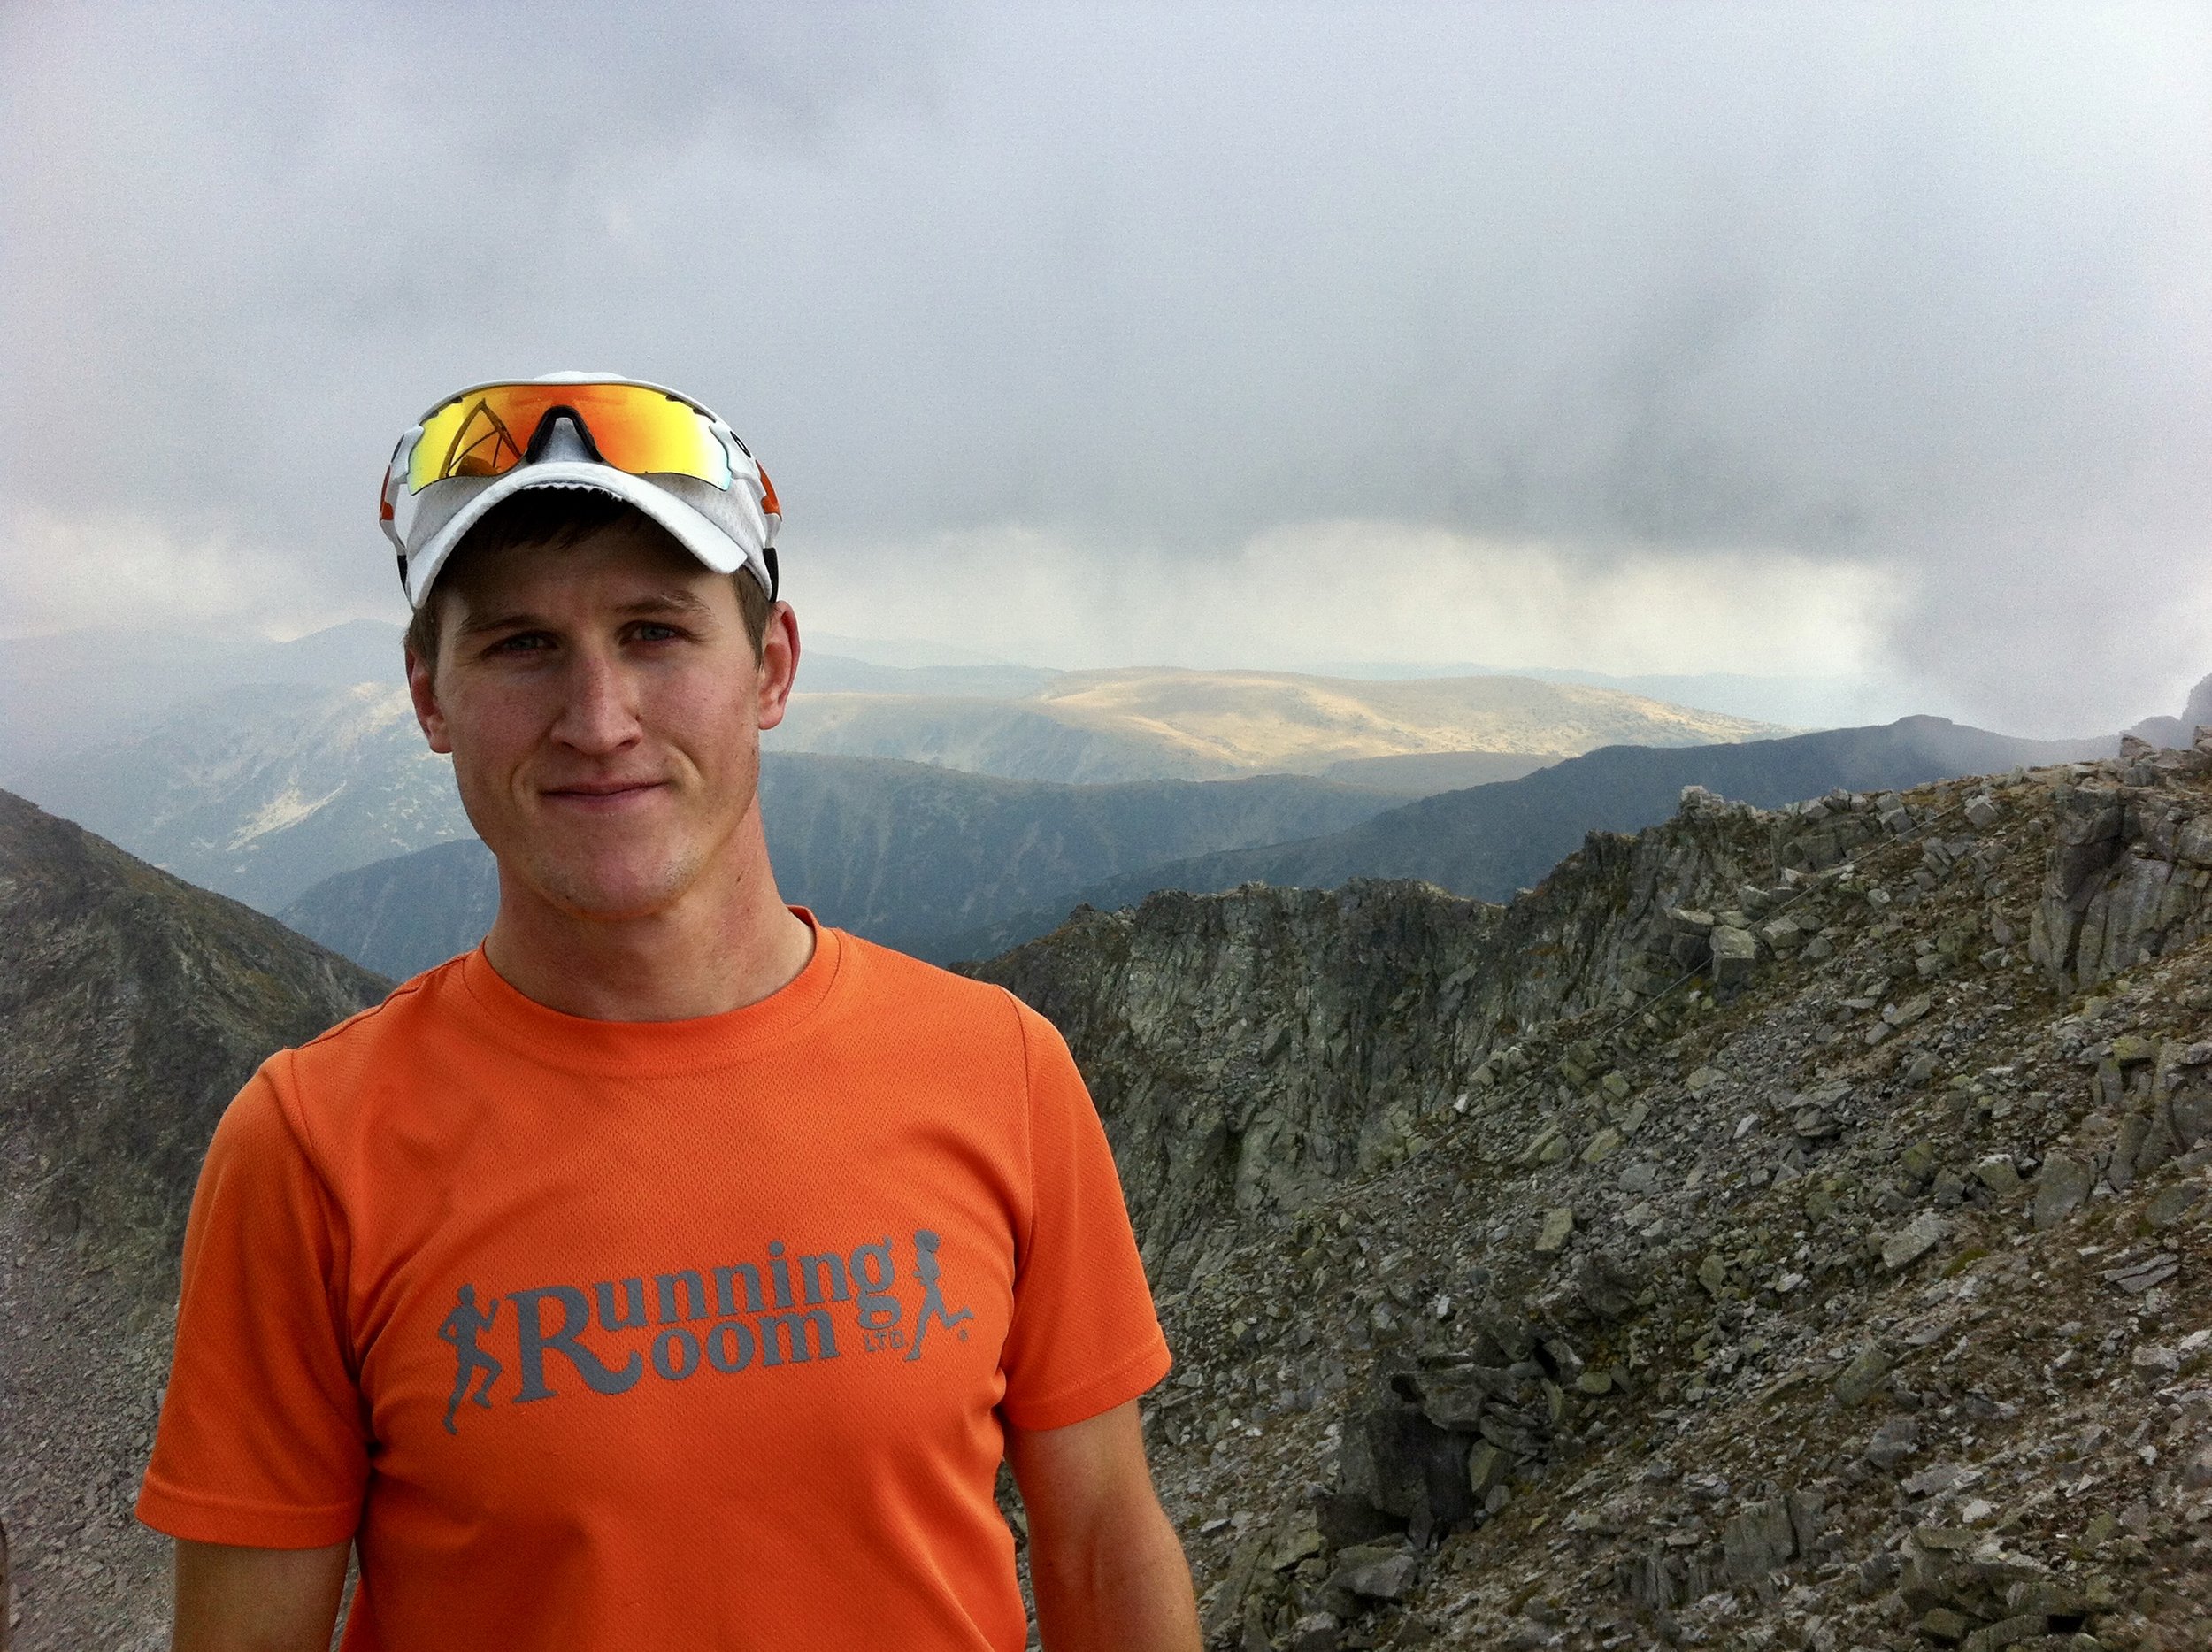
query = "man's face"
xmin=405 ymin=521 xmax=796 ymax=923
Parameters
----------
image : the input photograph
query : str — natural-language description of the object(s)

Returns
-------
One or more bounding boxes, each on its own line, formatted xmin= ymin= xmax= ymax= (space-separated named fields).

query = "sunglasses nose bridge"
xmin=521 ymin=405 xmax=606 ymax=467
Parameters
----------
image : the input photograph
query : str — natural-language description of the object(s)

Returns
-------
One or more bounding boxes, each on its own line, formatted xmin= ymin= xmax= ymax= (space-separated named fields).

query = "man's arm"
xmin=1005 ymin=1399 xmax=1202 ymax=1652
xmin=173 ymin=1539 xmax=349 ymax=1652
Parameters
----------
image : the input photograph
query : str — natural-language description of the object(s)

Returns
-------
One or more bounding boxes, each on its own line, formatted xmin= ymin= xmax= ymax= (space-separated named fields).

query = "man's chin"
xmin=507 ymin=856 xmax=699 ymax=925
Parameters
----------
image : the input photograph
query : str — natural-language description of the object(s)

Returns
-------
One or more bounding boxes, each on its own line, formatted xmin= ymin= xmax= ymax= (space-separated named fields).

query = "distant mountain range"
xmin=285 ymin=760 xmax=1398 ymax=981
xmin=0 ymin=619 xmax=412 ymax=777
xmin=926 ymin=715 xmax=2117 ymax=960
xmin=278 ymin=712 xmax=2121 ymax=979
xmin=17 ymin=612 xmax=2187 ymax=959
xmin=773 ymin=666 xmax=1786 ymax=782
xmin=280 ymin=757 xmax=1402 ymax=977
xmin=0 ymin=619 xmax=1054 ymax=781
xmin=2126 ymin=672 xmax=2212 ymax=751
xmin=12 ymin=649 xmax=1785 ymax=912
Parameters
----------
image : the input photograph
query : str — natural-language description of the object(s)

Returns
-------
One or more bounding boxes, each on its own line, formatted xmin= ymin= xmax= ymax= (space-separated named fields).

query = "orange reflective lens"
xmin=407 ymin=382 xmax=732 ymax=493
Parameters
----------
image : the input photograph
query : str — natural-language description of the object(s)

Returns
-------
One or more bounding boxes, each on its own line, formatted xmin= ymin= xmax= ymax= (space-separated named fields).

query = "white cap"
xmin=380 ymin=373 xmax=780 ymax=611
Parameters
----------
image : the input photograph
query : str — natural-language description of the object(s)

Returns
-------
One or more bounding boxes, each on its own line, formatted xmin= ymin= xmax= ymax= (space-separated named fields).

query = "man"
xmin=136 ymin=374 xmax=1202 ymax=1650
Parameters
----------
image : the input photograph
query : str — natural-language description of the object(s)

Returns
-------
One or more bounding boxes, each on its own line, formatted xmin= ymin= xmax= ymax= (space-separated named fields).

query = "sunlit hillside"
xmin=777 ymin=669 xmax=1788 ymax=783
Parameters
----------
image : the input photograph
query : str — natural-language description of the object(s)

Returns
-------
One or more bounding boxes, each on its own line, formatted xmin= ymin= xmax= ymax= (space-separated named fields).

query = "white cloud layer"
xmin=799 ymin=520 xmax=1902 ymax=680
xmin=0 ymin=508 xmax=341 ymax=637
xmin=4 ymin=2 xmax=2209 ymax=734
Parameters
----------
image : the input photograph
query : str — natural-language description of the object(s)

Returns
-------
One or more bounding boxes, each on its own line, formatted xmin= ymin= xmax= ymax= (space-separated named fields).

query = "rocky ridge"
xmin=974 ymin=733 xmax=2212 ymax=1649
xmin=0 ymin=791 xmax=388 ymax=1650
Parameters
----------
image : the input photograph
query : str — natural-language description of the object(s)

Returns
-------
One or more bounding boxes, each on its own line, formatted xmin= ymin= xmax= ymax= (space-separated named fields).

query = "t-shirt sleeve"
xmin=996 ymin=1001 xmax=1172 ymax=1432
xmin=136 ymin=1057 xmax=369 ymax=1548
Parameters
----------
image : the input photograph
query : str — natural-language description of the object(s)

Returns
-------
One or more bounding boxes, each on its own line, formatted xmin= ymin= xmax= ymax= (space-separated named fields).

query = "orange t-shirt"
xmin=137 ymin=915 xmax=1171 ymax=1650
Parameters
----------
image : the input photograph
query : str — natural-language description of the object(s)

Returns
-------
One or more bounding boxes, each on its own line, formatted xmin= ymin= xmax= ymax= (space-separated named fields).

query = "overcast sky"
xmin=3 ymin=2 xmax=2208 ymax=733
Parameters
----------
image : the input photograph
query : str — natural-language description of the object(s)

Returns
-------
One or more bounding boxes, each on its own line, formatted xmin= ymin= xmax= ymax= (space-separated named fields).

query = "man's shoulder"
xmin=830 ymin=931 xmax=1076 ymax=1094
xmin=835 ymin=929 xmax=1024 ymax=1024
xmin=285 ymin=953 xmax=475 ymax=1079
xmin=830 ymin=930 xmax=1082 ymax=1074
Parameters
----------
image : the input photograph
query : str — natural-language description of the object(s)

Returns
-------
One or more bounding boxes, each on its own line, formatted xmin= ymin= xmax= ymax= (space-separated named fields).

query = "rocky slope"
xmin=0 ymin=790 xmax=388 ymax=1651
xmin=972 ymin=731 xmax=2212 ymax=1649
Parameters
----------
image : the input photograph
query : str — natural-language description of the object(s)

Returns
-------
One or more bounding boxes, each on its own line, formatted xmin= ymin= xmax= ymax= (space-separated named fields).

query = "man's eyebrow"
xmin=613 ymin=589 xmax=717 ymax=620
xmin=452 ymin=590 xmax=716 ymax=639
xmin=454 ymin=608 xmax=549 ymax=640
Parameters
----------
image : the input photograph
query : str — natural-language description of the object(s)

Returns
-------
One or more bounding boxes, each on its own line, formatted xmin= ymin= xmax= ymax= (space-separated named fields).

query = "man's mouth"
xmin=541 ymin=779 xmax=666 ymax=803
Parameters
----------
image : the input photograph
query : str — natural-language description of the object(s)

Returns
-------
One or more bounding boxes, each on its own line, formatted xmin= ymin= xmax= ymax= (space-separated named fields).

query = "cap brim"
xmin=403 ymin=462 xmax=758 ymax=609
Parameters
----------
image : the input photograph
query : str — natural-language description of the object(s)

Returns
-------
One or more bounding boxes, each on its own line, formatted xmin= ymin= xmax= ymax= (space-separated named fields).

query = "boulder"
xmin=1881 ymin=1210 xmax=1946 ymax=1271
xmin=1834 ymin=1342 xmax=1893 ymax=1406
xmin=1722 ymin=1497 xmax=1798 ymax=1583
xmin=1972 ymin=1156 xmax=2021 ymax=1195
xmin=1709 ymin=925 xmax=1759 ymax=987
xmin=1336 ymin=1386 xmax=1476 ymax=1533
xmin=1866 ymin=1415 xmax=1921 ymax=1471
xmin=2032 ymin=1153 xmax=2094 ymax=1230
xmin=1330 ymin=1549 xmax=1418 ymax=1603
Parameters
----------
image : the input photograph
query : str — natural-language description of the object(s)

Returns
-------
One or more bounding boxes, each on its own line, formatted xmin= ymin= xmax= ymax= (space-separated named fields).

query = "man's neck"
xmin=480 ymin=854 xmax=817 ymax=1023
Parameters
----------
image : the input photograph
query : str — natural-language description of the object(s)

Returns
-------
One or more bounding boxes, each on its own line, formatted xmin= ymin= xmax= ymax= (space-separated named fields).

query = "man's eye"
xmin=634 ymin=623 xmax=682 ymax=642
xmin=490 ymin=633 xmax=553 ymax=655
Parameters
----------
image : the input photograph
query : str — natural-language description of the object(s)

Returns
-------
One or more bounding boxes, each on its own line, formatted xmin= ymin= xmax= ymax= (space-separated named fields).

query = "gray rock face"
xmin=969 ymin=752 xmax=2212 ymax=1652
xmin=970 ymin=788 xmax=1810 ymax=1268
xmin=1721 ymin=1496 xmax=1799 ymax=1583
xmin=2030 ymin=781 xmax=2212 ymax=990
xmin=2186 ymin=672 xmax=2212 ymax=734
xmin=1336 ymin=1383 xmax=1478 ymax=1530
xmin=975 ymin=754 xmax=2212 ymax=1282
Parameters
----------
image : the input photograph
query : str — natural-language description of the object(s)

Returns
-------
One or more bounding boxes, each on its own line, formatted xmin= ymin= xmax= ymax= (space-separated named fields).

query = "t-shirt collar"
xmin=455 ymin=907 xmax=843 ymax=1073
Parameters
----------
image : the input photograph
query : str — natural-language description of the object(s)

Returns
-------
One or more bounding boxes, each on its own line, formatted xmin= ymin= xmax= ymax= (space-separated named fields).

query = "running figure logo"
xmin=439 ymin=1285 xmax=503 ymax=1433
xmin=903 ymin=1229 xmax=973 ymax=1362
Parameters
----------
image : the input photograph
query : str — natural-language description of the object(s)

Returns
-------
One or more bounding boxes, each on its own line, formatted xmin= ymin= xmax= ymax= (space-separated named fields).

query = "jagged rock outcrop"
xmin=984 ymin=746 xmax=2212 ymax=1649
xmin=2031 ymin=733 xmax=2212 ymax=992
xmin=976 ymin=779 xmax=2011 ymax=1271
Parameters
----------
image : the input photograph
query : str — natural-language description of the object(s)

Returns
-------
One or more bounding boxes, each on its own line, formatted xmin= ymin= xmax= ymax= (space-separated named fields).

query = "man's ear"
xmin=754 ymin=603 xmax=802 ymax=732
xmin=405 ymin=645 xmax=454 ymax=754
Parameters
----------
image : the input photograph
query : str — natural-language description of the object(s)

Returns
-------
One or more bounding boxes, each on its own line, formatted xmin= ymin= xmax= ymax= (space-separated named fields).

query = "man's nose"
xmin=551 ymin=648 xmax=643 ymax=754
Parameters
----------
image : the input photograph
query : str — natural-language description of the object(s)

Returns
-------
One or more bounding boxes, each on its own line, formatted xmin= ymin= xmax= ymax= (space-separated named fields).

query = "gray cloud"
xmin=3 ymin=1 xmax=2208 ymax=731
